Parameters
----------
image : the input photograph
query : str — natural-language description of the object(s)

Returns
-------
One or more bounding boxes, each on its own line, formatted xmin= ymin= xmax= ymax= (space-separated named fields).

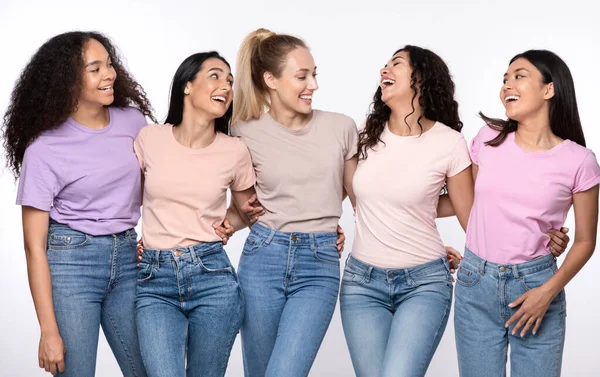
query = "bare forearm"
xmin=544 ymin=241 xmax=595 ymax=297
xmin=227 ymin=201 xmax=250 ymax=230
xmin=437 ymin=194 xmax=455 ymax=218
xmin=25 ymin=248 xmax=59 ymax=335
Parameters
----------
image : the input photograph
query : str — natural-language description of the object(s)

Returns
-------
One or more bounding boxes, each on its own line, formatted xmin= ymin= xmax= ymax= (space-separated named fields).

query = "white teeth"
xmin=100 ymin=86 xmax=112 ymax=91
xmin=300 ymin=95 xmax=312 ymax=100
xmin=381 ymin=79 xmax=395 ymax=86
xmin=505 ymin=95 xmax=520 ymax=102
xmin=211 ymin=96 xmax=226 ymax=103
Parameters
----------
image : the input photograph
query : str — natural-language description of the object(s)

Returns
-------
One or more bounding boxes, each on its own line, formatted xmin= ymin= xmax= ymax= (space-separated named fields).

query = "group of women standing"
xmin=2 ymin=26 xmax=597 ymax=377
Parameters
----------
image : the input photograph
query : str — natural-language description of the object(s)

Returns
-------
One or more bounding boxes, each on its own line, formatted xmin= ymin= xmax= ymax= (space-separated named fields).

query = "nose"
xmin=307 ymin=75 xmax=318 ymax=91
xmin=381 ymin=67 xmax=389 ymax=76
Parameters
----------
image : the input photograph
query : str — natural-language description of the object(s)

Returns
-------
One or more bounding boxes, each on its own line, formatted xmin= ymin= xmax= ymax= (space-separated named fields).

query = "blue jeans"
xmin=340 ymin=254 xmax=453 ymax=377
xmin=135 ymin=242 xmax=243 ymax=377
xmin=454 ymin=248 xmax=566 ymax=377
xmin=237 ymin=223 xmax=340 ymax=377
xmin=46 ymin=220 xmax=146 ymax=377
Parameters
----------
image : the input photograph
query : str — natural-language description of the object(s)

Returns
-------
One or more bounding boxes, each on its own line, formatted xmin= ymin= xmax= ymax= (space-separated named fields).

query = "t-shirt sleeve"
xmin=447 ymin=136 xmax=472 ymax=177
xmin=16 ymin=142 xmax=64 ymax=211
xmin=573 ymin=151 xmax=600 ymax=194
xmin=344 ymin=118 xmax=359 ymax=160
xmin=132 ymin=108 xmax=148 ymax=136
xmin=133 ymin=128 xmax=146 ymax=170
xmin=469 ymin=125 xmax=493 ymax=165
xmin=231 ymin=140 xmax=256 ymax=191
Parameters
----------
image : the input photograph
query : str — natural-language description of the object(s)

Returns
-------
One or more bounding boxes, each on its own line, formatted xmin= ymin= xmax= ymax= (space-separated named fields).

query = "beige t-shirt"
xmin=352 ymin=122 xmax=471 ymax=268
xmin=134 ymin=124 xmax=255 ymax=249
xmin=232 ymin=110 xmax=358 ymax=233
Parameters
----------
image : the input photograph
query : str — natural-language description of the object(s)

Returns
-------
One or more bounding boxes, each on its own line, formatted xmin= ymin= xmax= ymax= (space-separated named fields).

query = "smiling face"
xmin=184 ymin=57 xmax=233 ymax=120
xmin=379 ymin=50 xmax=416 ymax=105
xmin=500 ymin=57 xmax=554 ymax=122
xmin=265 ymin=47 xmax=318 ymax=116
xmin=78 ymin=38 xmax=116 ymax=107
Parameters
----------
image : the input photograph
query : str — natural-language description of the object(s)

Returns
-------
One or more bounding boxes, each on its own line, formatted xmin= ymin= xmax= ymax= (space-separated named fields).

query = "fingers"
xmin=511 ymin=312 xmax=531 ymax=335
xmin=532 ymin=317 xmax=543 ymax=335
xmin=560 ymin=227 xmax=569 ymax=234
xmin=519 ymin=316 xmax=537 ymax=337
xmin=549 ymin=244 xmax=561 ymax=257
xmin=547 ymin=231 xmax=567 ymax=249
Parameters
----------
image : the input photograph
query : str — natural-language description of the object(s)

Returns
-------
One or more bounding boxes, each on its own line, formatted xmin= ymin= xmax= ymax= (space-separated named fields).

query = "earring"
xmin=184 ymin=89 xmax=190 ymax=95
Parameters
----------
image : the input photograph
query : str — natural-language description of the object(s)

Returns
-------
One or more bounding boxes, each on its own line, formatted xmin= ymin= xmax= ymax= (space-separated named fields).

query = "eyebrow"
xmin=296 ymin=67 xmax=317 ymax=73
xmin=85 ymin=57 xmax=111 ymax=68
xmin=208 ymin=67 xmax=233 ymax=78
xmin=504 ymin=67 xmax=530 ymax=76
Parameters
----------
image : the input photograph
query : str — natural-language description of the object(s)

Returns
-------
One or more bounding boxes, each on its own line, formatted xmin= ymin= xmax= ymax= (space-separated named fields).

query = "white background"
xmin=1 ymin=0 xmax=598 ymax=376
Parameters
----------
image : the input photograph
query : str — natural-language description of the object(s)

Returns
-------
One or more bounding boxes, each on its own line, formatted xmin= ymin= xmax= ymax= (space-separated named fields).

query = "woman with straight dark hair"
xmin=3 ymin=31 xmax=154 ymax=376
xmin=133 ymin=51 xmax=257 ymax=377
xmin=454 ymin=50 xmax=599 ymax=377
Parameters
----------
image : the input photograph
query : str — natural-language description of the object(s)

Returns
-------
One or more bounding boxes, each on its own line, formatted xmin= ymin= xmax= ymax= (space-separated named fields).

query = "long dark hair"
xmin=358 ymin=45 xmax=462 ymax=160
xmin=164 ymin=52 xmax=232 ymax=135
xmin=2 ymin=31 xmax=155 ymax=178
xmin=481 ymin=49 xmax=585 ymax=147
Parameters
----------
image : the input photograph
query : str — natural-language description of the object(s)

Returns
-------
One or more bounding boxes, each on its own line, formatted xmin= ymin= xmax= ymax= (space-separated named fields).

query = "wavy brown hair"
xmin=2 ymin=31 xmax=156 ymax=177
xmin=358 ymin=45 xmax=462 ymax=160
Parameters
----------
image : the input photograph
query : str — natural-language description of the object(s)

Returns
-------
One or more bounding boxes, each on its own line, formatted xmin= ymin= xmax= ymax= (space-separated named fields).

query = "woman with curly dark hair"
xmin=339 ymin=45 xmax=475 ymax=377
xmin=2 ymin=31 xmax=154 ymax=377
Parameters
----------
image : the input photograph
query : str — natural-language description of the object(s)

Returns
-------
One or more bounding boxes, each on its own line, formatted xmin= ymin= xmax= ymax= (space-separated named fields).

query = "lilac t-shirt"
xmin=466 ymin=125 xmax=600 ymax=264
xmin=16 ymin=106 xmax=147 ymax=235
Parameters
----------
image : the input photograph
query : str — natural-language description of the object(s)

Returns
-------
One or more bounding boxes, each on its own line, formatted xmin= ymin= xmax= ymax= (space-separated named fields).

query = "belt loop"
xmin=265 ymin=228 xmax=276 ymax=246
xmin=153 ymin=250 xmax=160 ymax=269
xmin=189 ymin=245 xmax=199 ymax=264
xmin=365 ymin=266 xmax=374 ymax=283
xmin=512 ymin=264 xmax=520 ymax=279
xmin=479 ymin=259 xmax=486 ymax=276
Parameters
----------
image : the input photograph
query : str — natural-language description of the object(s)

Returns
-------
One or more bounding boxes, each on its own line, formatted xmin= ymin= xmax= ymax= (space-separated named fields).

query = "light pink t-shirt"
xmin=352 ymin=122 xmax=472 ymax=268
xmin=466 ymin=125 xmax=600 ymax=264
xmin=232 ymin=110 xmax=358 ymax=233
xmin=134 ymin=124 xmax=255 ymax=249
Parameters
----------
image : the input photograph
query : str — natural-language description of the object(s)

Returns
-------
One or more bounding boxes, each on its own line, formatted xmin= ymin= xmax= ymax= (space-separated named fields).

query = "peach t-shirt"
xmin=352 ymin=122 xmax=471 ymax=268
xmin=134 ymin=124 xmax=255 ymax=249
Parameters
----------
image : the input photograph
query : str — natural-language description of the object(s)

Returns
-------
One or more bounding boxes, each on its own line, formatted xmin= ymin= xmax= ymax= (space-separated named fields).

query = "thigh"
xmin=381 ymin=279 xmax=452 ymax=377
xmin=238 ymin=239 xmax=287 ymax=377
xmin=265 ymin=265 xmax=340 ymax=377
xmin=186 ymin=253 xmax=244 ymax=377
xmin=47 ymin=226 xmax=108 ymax=377
xmin=135 ymin=257 xmax=187 ymax=377
xmin=509 ymin=273 xmax=566 ymax=377
xmin=340 ymin=272 xmax=392 ymax=377
xmin=454 ymin=261 xmax=507 ymax=377
xmin=101 ymin=231 xmax=147 ymax=377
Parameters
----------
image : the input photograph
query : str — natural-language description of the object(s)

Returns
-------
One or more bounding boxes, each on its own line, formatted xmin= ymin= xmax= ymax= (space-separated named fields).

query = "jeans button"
xmin=499 ymin=266 xmax=507 ymax=272
xmin=66 ymin=236 xmax=71 ymax=243
xmin=388 ymin=272 xmax=397 ymax=279
xmin=174 ymin=250 xmax=183 ymax=257
xmin=291 ymin=235 xmax=297 ymax=242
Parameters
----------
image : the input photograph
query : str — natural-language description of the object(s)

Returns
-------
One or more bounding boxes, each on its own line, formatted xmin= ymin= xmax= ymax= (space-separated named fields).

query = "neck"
xmin=268 ymin=101 xmax=312 ymax=130
xmin=515 ymin=107 xmax=560 ymax=149
xmin=70 ymin=102 xmax=110 ymax=130
xmin=387 ymin=100 xmax=432 ymax=136
xmin=174 ymin=110 xmax=216 ymax=149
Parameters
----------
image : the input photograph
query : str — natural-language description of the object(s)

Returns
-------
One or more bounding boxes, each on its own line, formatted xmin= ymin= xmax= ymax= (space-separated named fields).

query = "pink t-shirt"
xmin=466 ymin=125 xmax=600 ymax=264
xmin=352 ymin=122 xmax=472 ymax=269
xmin=134 ymin=124 xmax=255 ymax=249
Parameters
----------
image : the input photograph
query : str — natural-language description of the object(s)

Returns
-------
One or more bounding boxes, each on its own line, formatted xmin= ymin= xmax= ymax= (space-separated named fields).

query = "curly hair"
xmin=2 ymin=31 xmax=156 ymax=178
xmin=358 ymin=45 xmax=463 ymax=160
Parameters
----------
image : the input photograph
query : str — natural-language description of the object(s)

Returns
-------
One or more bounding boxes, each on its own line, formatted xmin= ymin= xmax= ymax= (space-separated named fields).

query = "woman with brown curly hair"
xmin=339 ymin=45 xmax=474 ymax=377
xmin=2 ymin=31 xmax=154 ymax=377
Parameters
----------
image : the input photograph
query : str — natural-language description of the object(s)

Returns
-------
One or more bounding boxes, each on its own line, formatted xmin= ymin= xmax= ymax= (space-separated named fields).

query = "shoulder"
xmin=564 ymin=141 xmax=598 ymax=165
xmin=231 ymin=113 xmax=271 ymax=137
xmin=110 ymin=106 xmax=148 ymax=133
xmin=136 ymin=123 xmax=168 ymax=142
xmin=315 ymin=110 xmax=356 ymax=129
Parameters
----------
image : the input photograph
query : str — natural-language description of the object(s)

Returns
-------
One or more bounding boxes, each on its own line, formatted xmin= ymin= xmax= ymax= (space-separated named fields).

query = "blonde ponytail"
xmin=232 ymin=28 xmax=307 ymax=124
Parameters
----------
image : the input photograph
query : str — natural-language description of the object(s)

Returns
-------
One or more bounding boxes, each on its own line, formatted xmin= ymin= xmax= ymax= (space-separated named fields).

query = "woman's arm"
xmin=446 ymin=166 xmax=475 ymax=231
xmin=507 ymin=184 xmax=598 ymax=336
xmin=22 ymin=206 xmax=65 ymax=375
xmin=343 ymin=156 xmax=358 ymax=208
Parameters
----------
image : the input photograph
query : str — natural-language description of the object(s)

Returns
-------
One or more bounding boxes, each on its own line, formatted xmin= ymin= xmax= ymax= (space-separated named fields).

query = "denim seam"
xmin=101 ymin=305 xmax=140 ymax=376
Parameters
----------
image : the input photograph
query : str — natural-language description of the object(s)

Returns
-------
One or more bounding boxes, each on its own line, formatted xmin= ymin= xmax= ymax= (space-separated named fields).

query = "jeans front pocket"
xmin=47 ymin=227 xmax=89 ymax=251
